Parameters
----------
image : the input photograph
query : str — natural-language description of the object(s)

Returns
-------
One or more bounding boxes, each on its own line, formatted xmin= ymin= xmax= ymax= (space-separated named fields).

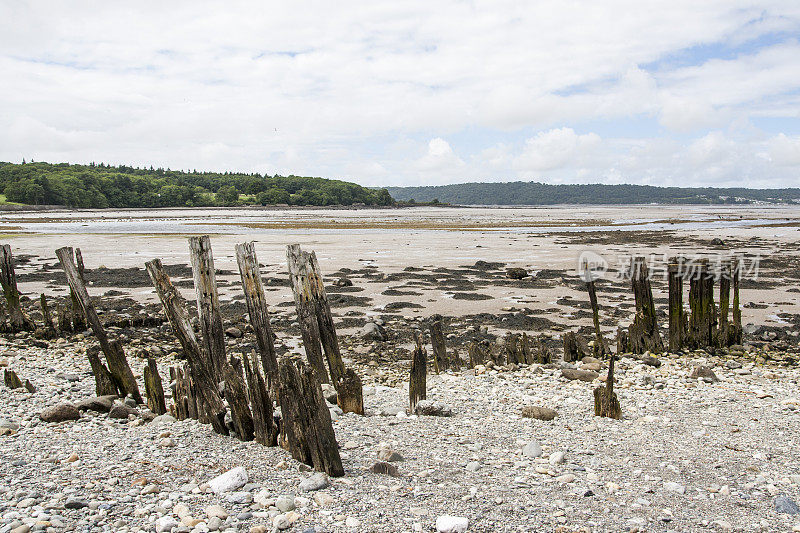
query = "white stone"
xmin=521 ymin=440 xmax=542 ymax=458
xmin=436 ymin=515 xmax=469 ymax=533
xmin=549 ymin=451 xmax=565 ymax=465
xmin=208 ymin=467 xmax=248 ymax=494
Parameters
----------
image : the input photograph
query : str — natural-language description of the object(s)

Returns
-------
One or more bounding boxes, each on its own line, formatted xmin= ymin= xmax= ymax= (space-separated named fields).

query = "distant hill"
xmin=0 ymin=161 xmax=394 ymax=209
xmin=386 ymin=182 xmax=800 ymax=205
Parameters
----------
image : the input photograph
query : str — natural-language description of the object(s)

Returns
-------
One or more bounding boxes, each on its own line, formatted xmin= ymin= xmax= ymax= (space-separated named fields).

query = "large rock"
xmin=299 ymin=472 xmax=330 ymax=492
xmin=690 ymin=365 xmax=719 ymax=383
xmin=209 ymin=466 xmax=248 ymax=493
xmin=39 ymin=403 xmax=80 ymax=423
xmin=414 ymin=400 xmax=453 ymax=417
xmin=224 ymin=327 xmax=243 ymax=338
xmin=522 ymin=440 xmax=542 ymax=458
xmin=560 ymin=368 xmax=599 ymax=382
xmin=775 ymin=494 xmax=800 ymax=514
xmin=506 ymin=268 xmax=527 ymax=280
xmin=359 ymin=322 xmax=386 ymax=341
xmin=436 ymin=515 xmax=469 ymax=533
xmin=75 ymin=395 xmax=117 ymax=413
xmin=521 ymin=405 xmax=558 ymax=421
xmin=108 ymin=402 xmax=139 ymax=419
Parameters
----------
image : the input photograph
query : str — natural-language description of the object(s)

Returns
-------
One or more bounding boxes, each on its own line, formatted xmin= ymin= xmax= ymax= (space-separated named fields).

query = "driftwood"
xmin=143 ymin=357 xmax=167 ymax=415
xmin=277 ymin=357 xmax=344 ymax=477
xmin=667 ymin=260 xmax=686 ymax=352
xmin=56 ymin=247 xmax=142 ymax=402
xmin=687 ymin=259 xmax=716 ymax=350
xmin=189 ymin=236 xmax=227 ymax=380
xmin=242 ymin=351 xmax=278 ymax=446
xmin=145 ymin=258 xmax=227 ymax=434
xmin=409 ymin=334 xmax=427 ymax=411
xmin=628 ymin=256 xmax=664 ymax=354
xmin=593 ymin=355 xmax=621 ymax=419
xmin=563 ymin=331 xmax=589 ymax=362
xmin=0 ymin=244 xmax=34 ymax=331
xmin=223 ymin=356 xmax=255 ymax=441
xmin=585 ymin=280 xmax=607 ymax=357
xmin=235 ymin=242 xmax=279 ymax=396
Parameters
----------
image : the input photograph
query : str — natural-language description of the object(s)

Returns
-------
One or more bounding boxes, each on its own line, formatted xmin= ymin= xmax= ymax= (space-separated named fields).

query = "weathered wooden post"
xmin=145 ymin=258 xmax=227 ymax=434
xmin=70 ymin=248 xmax=87 ymax=332
xmin=430 ymin=316 xmax=450 ymax=373
xmin=409 ymin=334 xmax=427 ymax=411
xmin=731 ymin=258 xmax=742 ymax=344
xmin=628 ymin=256 xmax=663 ymax=354
xmin=170 ymin=363 xmax=199 ymax=421
xmin=242 ymin=351 xmax=278 ymax=446
xmin=86 ymin=345 xmax=118 ymax=397
xmin=0 ymin=244 xmax=35 ymax=331
xmin=520 ymin=332 xmax=533 ymax=364
xmin=585 ymin=279 xmax=607 ymax=357
xmin=188 ymin=236 xmax=227 ymax=379
xmin=235 ymin=242 xmax=279 ymax=396
xmin=616 ymin=327 xmax=629 ymax=354
xmin=287 ymin=244 xmax=363 ymax=414
xmin=562 ymin=331 xmax=588 ymax=362
xmin=667 ymin=259 xmax=686 ymax=352
xmin=223 ymin=356 xmax=255 ymax=441
xmin=39 ymin=294 xmax=58 ymax=339
xmin=467 ymin=342 xmax=485 ymax=368
xmin=143 ymin=357 xmax=167 ymax=416
xmin=56 ymin=247 xmax=142 ymax=402
xmin=718 ymin=261 xmax=731 ymax=347
xmin=593 ymin=355 xmax=621 ymax=419
xmin=4 ymin=369 xmax=23 ymax=389
xmin=533 ymin=335 xmax=551 ymax=364
xmin=277 ymin=357 xmax=344 ymax=477
xmin=687 ymin=258 xmax=716 ymax=350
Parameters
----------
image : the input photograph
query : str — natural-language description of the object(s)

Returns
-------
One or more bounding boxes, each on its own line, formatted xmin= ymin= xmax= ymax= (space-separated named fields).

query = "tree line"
xmin=387 ymin=181 xmax=800 ymax=205
xmin=0 ymin=161 xmax=394 ymax=208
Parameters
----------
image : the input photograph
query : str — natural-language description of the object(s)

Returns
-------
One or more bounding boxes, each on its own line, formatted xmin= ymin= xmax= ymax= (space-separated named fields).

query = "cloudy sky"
xmin=2 ymin=1 xmax=800 ymax=187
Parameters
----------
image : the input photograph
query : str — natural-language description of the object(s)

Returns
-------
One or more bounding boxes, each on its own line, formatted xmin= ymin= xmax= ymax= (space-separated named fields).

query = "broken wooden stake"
xmin=235 ymin=242 xmax=279 ymax=397
xmin=143 ymin=357 xmax=167 ymax=416
xmin=593 ymin=355 xmax=621 ymax=419
xmin=562 ymin=331 xmax=589 ymax=362
xmin=39 ymin=293 xmax=58 ymax=339
xmin=687 ymin=258 xmax=716 ymax=350
xmin=4 ymin=368 xmax=23 ymax=389
xmin=628 ymin=256 xmax=664 ymax=354
xmin=169 ymin=362 xmax=199 ymax=421
xmin=56 ymin=247 xmax=142 ymax=403
xmin=242 ymin=350 xmax=278 ymax=446
xmin=86 ymin=345 xmax=119 ymax=397
xmin=277 ymin=357 xmax=344 ymax=477
xmin=0 ymin=244 xmax=35 ymax=332
xmin=188 ymin=236 xmax=227 ymax=380
xmin=409 ymin=334 xmax=427 ymax=411
xmin=430 ymin=316 xmax=449 ymax=373
xmin=467 ymin=341 xmax=485 ymax=368
xmin=145 ymin=258 xmax=227 ymax=435
xmin=223 ymin=356 xmax=255 ymax=441
xmin=585 ymin=279 xmax=607 ymax=357
xmin=667 ymin=259 xmax=686 ymax=352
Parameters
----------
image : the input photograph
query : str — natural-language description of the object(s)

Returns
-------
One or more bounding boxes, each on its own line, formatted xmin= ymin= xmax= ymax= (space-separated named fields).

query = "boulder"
xmin=560 ymin=368 xmax=599 ymax=382
xmin=521 ymin=405 xmax=558 ymax=421
xmin=359 ymin=322 xmax=387 ymax=341
xmin=506 ymin=268 xmax=528 ymax=280
xmin=39 ymin=403 xmax=80 ymax=423
xmin=75 ymin=395 xmax=117 ymax=413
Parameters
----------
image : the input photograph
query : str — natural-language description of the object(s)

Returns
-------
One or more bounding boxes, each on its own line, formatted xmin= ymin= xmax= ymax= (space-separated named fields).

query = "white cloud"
xmin=514 ymin=128 xmax=601 ymax=173
xmin=768 ymin=134 xmax=800 ymax=166
xmin=0 ymin=1 xmax=798 ymax=186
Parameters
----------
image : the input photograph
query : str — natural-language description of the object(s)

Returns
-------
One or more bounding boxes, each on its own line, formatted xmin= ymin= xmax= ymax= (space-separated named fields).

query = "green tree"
xmin=215 ymin=185 xmax=239 ymax=206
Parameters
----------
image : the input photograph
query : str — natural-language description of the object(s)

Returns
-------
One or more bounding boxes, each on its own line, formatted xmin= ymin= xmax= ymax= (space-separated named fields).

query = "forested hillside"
xmin=0 ymin=161 xmax=394 ymax=208
xmin=387 ymin=182 xmax=800 ymax=205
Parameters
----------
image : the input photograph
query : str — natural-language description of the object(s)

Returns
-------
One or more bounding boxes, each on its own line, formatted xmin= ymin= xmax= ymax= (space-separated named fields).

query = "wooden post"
xmin=39 ymin=294 xmax=58 ymax=339
xmin=0 ymin=244 xmax=34 ymax=331
xmin=687 ymin=259 xmax=716 ymax=350
xmin=223 ymin=356 xmax=255 ymax=441
xmin=504 ymin=333 xmax=522 ymax=365
xmin=533 ymin=335 xmax=551 ymax=364
xmin=667 ymin=259 xmax=686 ymax=353
xmin=585 ymin=279 xmax=607 ymax=357
xmin=277 ymin=357 xmax=344 ymax=477
xmin=286 ymin=245 xmax=331 ymax=383
xmin=235 ymin=242 xmax=279 ymax=396
xmin=409 ymin=334 xmax=427 ymax=411
xmin=55 ymin=247 xmax=142 ymax=402
xmin=70 ymin=248 xmax=87 ymax=332
xmin=143 ymin=357 xmax=167 ymax=415
xmin=242 ymin=351 xmax=278 ymax=446
xmin=521 ymin=332 xmax=533 ymax=364
xmin=467 ymin=342 xmax=484 ymax=368
xmin=731 ymin=259 xmax=742 ymax=344
xmin=616 ymin=327 xmax=629 ymax=354
xmin=145 ymin=258 xmax=228 ymax=435
xmin=628 ymin=256 xmax=664 ymax=354
xmin=718 ymin=261 xmax=731 ymax=348
xmin=430 ymin=317 xmax=449 ymax=373
xmin=188 ymin=236 xmax=227 ymax=379
xmin=86 ymin=346 xmax=119 ymax=397
xmin=170 ymin=363 xmax=199 ymax=421
xmin=562 ymin=331 xmax=588 ymax=362
xmin=4 ymin=369 xmax=23 ymax=389
xmin=593 ymin=355 xmax=621 ymax=419
xmin=287 ymin=244 xmax=362 ymax=414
